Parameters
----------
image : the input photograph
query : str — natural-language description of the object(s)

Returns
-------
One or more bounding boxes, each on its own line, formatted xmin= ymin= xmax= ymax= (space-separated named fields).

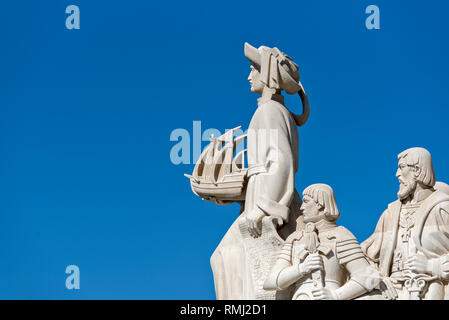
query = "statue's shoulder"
xmin=335 ymin=226 xmax=359 ymax=244
xmin=256 ymin=99 xmax=289 ymax=117
xmin=387 ymin=199 xmax=401 ymax=208
xmin=253 ymin=100 xmax=297 ymax=132
xmin=384 ymin=199 xmax=401 ymax=215
xmin=429 ymin=190 xmax=449 ymax=212
xmin=334 ymin=226 xmax=365 ymax=265
xmin=432 ymin=190 xmax=449 ymax=203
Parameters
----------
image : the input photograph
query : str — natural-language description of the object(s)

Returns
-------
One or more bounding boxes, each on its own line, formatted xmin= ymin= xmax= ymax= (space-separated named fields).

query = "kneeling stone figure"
xmin=264 ymin=184 xmax=380 ymax=299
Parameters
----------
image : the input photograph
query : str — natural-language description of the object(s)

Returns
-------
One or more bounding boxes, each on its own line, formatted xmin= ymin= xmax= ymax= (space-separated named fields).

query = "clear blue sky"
xmin=1 ymin=0 xmax=448 ymax=299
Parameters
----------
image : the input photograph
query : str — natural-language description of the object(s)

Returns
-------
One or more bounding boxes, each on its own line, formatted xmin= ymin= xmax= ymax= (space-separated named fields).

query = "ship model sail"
xmin=184 ymin=126 xmax=248 ymax=203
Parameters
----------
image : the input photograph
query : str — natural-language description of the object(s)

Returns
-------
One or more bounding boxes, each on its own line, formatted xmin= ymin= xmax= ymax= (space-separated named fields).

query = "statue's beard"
xmin=397 ymin=178 xmax=417 ymax=200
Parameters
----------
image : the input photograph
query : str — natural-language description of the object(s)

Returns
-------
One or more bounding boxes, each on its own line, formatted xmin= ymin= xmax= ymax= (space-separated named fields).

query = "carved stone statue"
xmin=242 ymin=42 xmax=309 ymax=238
xmin=184 ymin=41 xmax=449 ymax=301
xmin=185 ymin=42 xmax=310 ymax=299
xmin=361 ymin=147 xmax=449 ymax=300
xmin=264 ymin=184 xmax=380 ymax=299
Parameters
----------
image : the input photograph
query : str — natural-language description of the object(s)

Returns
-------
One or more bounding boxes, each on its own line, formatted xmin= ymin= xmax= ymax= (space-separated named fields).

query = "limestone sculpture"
xmin=185 ymin=42 xmax=310 ymax=299
xmin=362 ymin=147 xmax=449 ymax=300
xmin=184 ymin=42 xmax=449 ymax=301
xmin=264 ymin=184 xmax=380 ymax=299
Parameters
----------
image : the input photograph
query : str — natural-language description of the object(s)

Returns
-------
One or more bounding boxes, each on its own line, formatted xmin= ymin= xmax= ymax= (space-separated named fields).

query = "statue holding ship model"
xmin=185 ymin=42 xmax=310 ymax=299
xmin=185 ymin=126 xmax=247 ymax=204
xmin=184 ymin=43 xmax=449 ymax=300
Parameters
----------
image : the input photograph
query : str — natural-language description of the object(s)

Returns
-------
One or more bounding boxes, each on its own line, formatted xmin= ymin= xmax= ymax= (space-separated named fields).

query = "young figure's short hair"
xmin=302 ymin=183 xmax=340 ymax=221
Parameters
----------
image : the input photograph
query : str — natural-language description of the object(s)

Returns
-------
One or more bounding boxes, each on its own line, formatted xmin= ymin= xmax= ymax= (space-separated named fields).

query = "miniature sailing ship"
xmin=185 ymin=126 xmax=248 ymax=203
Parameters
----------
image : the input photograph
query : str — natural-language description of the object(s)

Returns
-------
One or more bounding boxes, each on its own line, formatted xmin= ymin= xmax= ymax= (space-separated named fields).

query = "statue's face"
xmin=248 ymin=65 xmax=264 ymax=94
xmin=300 ymin=195 xmax=322 ymax=221
xmin=396 ymin=159 xmax=419 ymax=200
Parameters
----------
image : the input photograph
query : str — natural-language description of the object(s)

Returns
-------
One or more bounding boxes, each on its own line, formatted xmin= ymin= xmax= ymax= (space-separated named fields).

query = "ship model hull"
xmin=185 ymin=126 xmax=248 ymax=203
xmin=190 ymin=172 xmax=247 ymax=201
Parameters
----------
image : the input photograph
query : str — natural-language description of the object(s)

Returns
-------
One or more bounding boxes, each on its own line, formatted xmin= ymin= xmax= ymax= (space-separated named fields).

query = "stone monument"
xmin=185 ymin=42 xmax=310 ymax=299
xmin=184 ymin=42 xmax=449 ymax=300
xmin=362 ymin=147 xmax=449 ymax=300
xmin=264 ymin=184 xmax=380 ymax=300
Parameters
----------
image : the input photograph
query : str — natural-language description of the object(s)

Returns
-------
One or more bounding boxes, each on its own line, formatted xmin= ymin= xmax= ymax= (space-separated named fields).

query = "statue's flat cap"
xmin=244 ymin=42 xmax=261 ymax=68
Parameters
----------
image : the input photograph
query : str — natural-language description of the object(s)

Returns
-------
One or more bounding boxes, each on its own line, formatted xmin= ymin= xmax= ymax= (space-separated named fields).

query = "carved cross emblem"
xmin=399 ymin=206 xmax=417 ymax=243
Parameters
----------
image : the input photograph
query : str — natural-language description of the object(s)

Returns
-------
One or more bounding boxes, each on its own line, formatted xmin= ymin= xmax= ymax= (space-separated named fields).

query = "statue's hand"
xmin=379 ymin=277 xmax=398 ymax=300
xmin=246 ymin=207 xmax=265 ymax=238
xmin=311 ymin=288 xmax=339 ymax=300
xmin=429 ymin=256 xmax=449 ymax=279
xmin=407 ymin=253 xmax=431 ymax=274
xmin=439 ymin=256 xmax=449 ymax=279
xmin=299 ymin=253 xmax=324 ymax=275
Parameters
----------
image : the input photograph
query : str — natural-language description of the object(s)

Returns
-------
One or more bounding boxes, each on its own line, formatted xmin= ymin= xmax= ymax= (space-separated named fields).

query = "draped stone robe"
xmin=210 ymin=94 xmax=302 ymax=299
xmin=361 ymin=190 xmax=449 ymax=299
xmin=245 ymin=93 xmax=302 ymax=228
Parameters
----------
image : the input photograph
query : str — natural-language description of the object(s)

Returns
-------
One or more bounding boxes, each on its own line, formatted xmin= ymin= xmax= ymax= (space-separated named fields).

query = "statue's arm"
xmin=267 ymin=264 xmax=305 ymax=291
xmin=334 ymin=228 xmax=382 ymax=300
xmin=251 ymin=104 xmax=296 ymax=223
xmin=335 ymin=258 xmax=381 ymax=300
xmin=264 ymin=242 xmax=306 ymax=290
xmin=360 ymin=209 xmax=388 ymax=266
xmin=428 ymin=202 xmax=449 ymax=280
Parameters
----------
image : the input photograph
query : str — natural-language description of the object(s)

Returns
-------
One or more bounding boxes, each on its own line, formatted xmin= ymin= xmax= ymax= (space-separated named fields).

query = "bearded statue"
xmin=362 ymin=147 xmax=449 ymax=300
